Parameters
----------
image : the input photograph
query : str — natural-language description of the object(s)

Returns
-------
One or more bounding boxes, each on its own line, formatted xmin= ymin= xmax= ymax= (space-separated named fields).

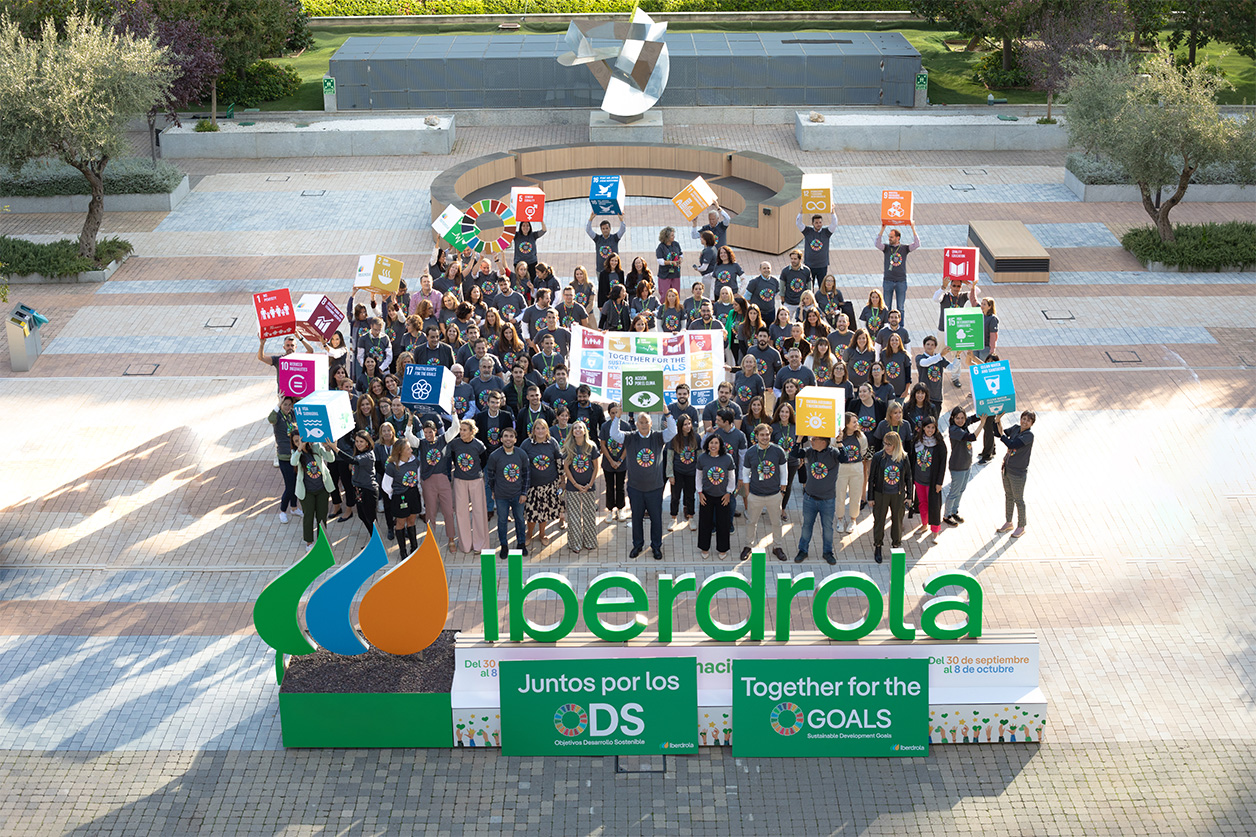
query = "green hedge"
xmin=0 ymin=159 xmax=184 ymax=198
xmin=303 ymin=0 xmax=904 ymax=15
xmin=1122 ymin=222 xmax=1256 ymax=271
xmin=1066 ymin=153 xmax=1256 ymax=186
xmin=0 ymin=237 xmax=134 ymax=278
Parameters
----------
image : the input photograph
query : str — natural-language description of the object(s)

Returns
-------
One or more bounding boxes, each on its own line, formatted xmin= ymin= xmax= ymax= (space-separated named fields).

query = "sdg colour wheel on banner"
xmin=732 ymin=658 xmax=929 ymax=757
xmin=499 ymin=657 xmax=698 ymax=755
xmin=459 ymin=198 xmax=517 ymax=254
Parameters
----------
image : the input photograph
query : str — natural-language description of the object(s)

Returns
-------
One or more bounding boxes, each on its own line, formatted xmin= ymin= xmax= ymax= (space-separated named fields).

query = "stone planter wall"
xmin=161 ymin=117 xmax=455 ymax=158
xmin=4 ymin=256 xmax=127 ymax=285
xmin=795 ymin=112 xmax=1069 ymax=152
xmin=1064 ymin=169 xmax=1255 ymax=202
xmin=1 ymin=177 xmax=190 ymax=214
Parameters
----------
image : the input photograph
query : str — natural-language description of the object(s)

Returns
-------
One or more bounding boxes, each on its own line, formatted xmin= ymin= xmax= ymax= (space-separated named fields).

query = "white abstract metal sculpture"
xmin=557 ymin=8 xmax=670 ymax=121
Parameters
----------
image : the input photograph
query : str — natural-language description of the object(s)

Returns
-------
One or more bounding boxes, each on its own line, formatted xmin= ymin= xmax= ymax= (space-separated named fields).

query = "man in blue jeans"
xmin=485 ymin=427 xmax=529 ymax=558
xmin=875 ymin=222 xmax=920 ymax=318
xmin=794 ymin=436 xmax=841 ymax=565
xmin=610 ymin=410 xmax=678 ymax=560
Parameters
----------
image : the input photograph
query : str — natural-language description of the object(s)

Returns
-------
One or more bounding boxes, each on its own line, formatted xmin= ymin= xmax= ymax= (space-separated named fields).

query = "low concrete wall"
xmin=161 ymin=117 xmax=455 ymax=158
xmin=1063 ymin=169 xmax=1255 ymax=203
xmin=1 ymin=176 xmax=190 ymax=214
xmin=4 ymin=257 xmax=126 ymax=285
xmin=795 ymin=112 xmax=1070 ymax=151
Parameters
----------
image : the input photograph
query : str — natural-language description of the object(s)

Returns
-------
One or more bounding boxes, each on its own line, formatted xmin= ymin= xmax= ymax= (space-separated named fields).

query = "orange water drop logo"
xmin=359 ymin=523 xmax=450 ymax=655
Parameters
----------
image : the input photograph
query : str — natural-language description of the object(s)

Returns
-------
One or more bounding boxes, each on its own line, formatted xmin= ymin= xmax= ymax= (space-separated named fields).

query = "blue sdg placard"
xmin=970 ymin=360 xmax=1015 ymax=416
xmin=401 ymin=363 xmax=454 ymax=412
xmin=589 ymin=175 xmax=625 ymax=215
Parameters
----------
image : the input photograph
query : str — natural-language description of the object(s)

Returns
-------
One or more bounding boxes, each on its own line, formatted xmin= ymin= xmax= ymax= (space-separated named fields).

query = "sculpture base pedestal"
xmin=590 ymin=111 xmax=664 ymax=142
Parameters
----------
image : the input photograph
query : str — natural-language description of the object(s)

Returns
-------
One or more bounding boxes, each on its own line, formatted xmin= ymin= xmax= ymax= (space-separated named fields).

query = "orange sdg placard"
xmin=880 ymin=190 xmax=913 ymax=225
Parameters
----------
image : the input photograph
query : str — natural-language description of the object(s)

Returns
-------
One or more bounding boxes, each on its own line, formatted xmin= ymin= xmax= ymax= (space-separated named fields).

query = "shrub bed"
xmin=0 ymin=159 xmax=184 ymax=197
xmin=0 ymin=237 xmax=134 ymax=278
xmin=218 ymin=60 xmax=304 ymax=108
xmin=303 ymin=0 xmax=904 ymax=15
xmin=1122 ymin=222 xmax=1256 ymax=271
xmin=1067 ymin=154 xmax=1256 ymax=186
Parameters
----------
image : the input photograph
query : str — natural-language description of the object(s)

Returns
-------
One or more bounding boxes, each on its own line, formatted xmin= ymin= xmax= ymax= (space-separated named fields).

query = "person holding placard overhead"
xmin=796 ymin=212 xmax=837 ymax=285
xmin=587 ymin=212 xmax=626 ymax=276
xmin=609 ymin=409 xmax=678 ymax=561
xmin=691 ymin=203 xmax=731 ymax=249
xmin=875 ymin=222 xmax=920 ymax=319
xmin=934 ymin=276 xmax=978 ymax=388
xmin=512 ymin=220 xmax=545 ymax=284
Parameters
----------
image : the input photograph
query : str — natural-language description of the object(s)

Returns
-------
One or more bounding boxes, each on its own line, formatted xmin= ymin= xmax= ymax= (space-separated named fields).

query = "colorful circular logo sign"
xmin=809 ymin=461 xmax=829 ymax=481
xmin=884 ymin=463 xmax=901 ymax=486
xmin=635 ymin=448 xmax=656 ymax=468
xmin=705 ymin=465 xmax=726 ymax=486
xmin=554 ymin=703 xmax=588 ymax=737
xmin=401 ymin=469 xmax=419 ymax=488
xmin=456 ymin=452 xmax=476 ymax=472
xmin=502 ymin=462 xmax=521 ymax=482
xmin=809 ymin=238 xmax=823 ymax=251
xmin=852 ymin=359 xmax=871 ymax=378
xmin=770 ymin=702 xmax=804 ymax=736
xmin=756 ymin=459 xmax=777 ymax=480
xmin=425 ymin=447 xmax=441 ymax=466
xmin=531 ymin=453 xmax=553 ymax=473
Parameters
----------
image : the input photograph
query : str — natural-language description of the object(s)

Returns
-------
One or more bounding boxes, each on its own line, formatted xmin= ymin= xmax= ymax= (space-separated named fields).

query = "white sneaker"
xmin=290 ymin=506 xmax=303 ymax=517
xmin=689 ymin=518 xmax=697 ymax=531
xmin=377 ymin=499 xmax=384 ymax=512
xmin=279 ymin=511 xmax=289 ymax=524
xmin=273 ymin=456 xmax=279 ymax=468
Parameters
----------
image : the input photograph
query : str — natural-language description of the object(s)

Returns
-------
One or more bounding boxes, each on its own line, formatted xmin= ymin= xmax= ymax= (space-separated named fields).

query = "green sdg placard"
xmin=945 ymin=308 xmax=985 ymax=352
xmin=622 ymin=368 xmax=665 ymax=412
xmin=732 ymin=658 xmax=929 ymax=757
xmin=500 ymin=657 xmax=698 ymax=755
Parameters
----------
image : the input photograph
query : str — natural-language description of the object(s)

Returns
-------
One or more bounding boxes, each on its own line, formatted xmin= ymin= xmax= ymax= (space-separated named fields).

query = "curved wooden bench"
xmin=429 ymin=143 xmax=804 ymax=255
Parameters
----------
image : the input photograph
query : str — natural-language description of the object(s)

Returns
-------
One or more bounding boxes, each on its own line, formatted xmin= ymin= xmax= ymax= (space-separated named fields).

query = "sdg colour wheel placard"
xmin=459 ymin=199 xmax=516 ymax=254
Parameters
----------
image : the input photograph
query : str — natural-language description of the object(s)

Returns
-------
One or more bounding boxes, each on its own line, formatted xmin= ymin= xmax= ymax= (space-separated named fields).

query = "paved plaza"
xmin=1 ymin=122 xmax=1254 ymax=835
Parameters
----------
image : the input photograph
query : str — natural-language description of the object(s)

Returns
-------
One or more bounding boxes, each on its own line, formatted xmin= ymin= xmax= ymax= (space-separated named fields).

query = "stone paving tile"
xmin=1 ymin=744 xmax=1252 ymax=835
xmin=154 ymin=189 xmax=432 ymax=233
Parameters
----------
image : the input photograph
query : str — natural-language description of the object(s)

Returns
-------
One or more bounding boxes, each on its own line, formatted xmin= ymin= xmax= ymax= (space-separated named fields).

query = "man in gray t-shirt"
xmin=610 ymin=411 xmax=677 ymax=560
xmin=795 ymin=437 xmax=842 ymax=565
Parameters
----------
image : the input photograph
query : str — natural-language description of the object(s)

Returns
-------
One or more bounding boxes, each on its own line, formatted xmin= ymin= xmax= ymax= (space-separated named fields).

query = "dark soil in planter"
xmin=280 ymin=629 xmax=458 ymax=694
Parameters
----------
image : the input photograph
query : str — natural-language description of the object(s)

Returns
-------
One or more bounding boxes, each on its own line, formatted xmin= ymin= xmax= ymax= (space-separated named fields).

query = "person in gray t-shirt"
xmin=794 ymin=436 xmax=841 ymax=565
xmin=610 ymin=411 xmax=678 ymax=559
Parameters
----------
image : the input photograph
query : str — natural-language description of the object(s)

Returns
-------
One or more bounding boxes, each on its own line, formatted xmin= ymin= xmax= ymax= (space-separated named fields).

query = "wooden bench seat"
xmin=968 ymin=220 xmax=1051 ymax=284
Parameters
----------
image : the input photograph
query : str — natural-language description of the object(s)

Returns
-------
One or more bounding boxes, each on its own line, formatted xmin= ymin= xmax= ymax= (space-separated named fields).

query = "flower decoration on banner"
xmin=252 ymin=524 xmax=450 ymax=683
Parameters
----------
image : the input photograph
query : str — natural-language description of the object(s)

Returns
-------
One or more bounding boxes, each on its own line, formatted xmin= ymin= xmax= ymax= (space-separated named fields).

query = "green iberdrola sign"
xmin=945 ymin=308 xmax=985 ymax=352
xmin=500 ymin=657 xmax=699 ymax=755
xmin=732 ymin=659 xmax=929 ymax=757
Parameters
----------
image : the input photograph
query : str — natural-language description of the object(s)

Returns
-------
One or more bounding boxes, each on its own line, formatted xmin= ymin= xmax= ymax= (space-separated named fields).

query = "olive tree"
xmin=1065 ymin=52 xmax=1251 ymax=242
xmin=0 ymin=13 xmax=175 ymax=258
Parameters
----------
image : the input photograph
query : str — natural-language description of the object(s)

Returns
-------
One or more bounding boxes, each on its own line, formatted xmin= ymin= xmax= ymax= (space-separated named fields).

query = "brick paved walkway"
xmin=1 ymin=121 xmax=1254 ymax=835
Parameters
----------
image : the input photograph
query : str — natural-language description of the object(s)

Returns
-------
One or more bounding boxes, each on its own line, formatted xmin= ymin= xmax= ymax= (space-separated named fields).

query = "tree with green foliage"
xmin=0 ymin=13 xmax=176 ymax=258
xmin=910 ymin=0 xmax=1043 ymax=70
xmin=1123 ymin=0 xmax=1169 ymax=49
xmin=194 ymin=0 xmax=302 ymax=123
xmin=1065 ymin=53 xmax=1253 ymax=242
xmin=1169 ymin=0 xmax=1256 ymax=65
xmin=1019 ymin=0 xmax=1125 ymax=120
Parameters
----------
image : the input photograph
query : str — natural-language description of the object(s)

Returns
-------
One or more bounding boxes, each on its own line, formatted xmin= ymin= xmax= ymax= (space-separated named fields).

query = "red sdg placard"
xmin=943 ymin=247 xmax=979 ymax=284
xmin=254 ymin=289 xmax=295 ymax=339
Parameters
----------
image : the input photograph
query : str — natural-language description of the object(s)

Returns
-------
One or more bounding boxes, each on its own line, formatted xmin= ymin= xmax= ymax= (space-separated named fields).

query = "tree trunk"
xmin=77 ymin=161 xmax=107 ymax=260
xmin=148 ymin=113 xmax=158 ymax=165
xmin=1002 ymin=34 xmax=1013 ymax=70
xmin=1046 ymin=90 xmax=1053 ymax=121
xmin=1188 ymin=30 xmax=1197 ymax=66
xmin=1139 ymin=164 xmax=1196 ymax=243
xmin=211 ymin=80 xmax=218 ymax=128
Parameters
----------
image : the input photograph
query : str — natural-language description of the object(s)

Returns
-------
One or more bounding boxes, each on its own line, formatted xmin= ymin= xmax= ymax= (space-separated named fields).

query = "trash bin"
xmin=7 ymin=304 xmax=47 ymax=372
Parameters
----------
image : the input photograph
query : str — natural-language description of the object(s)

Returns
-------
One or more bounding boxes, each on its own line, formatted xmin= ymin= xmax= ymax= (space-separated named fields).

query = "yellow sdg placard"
xmin=672 ymin=176 xmax=718 ymax=221
xmin=355 ymin=254 xmax=404 ymax=294
xmin=795 ymin=386 xmax=844 ymax=438
xmin=801 ymin=173 xmax=833 ymax=214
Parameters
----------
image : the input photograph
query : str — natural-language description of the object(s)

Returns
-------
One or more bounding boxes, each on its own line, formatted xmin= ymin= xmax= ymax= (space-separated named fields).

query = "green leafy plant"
xmin=1036 ymin=116 xmax=1056 ymax=124
xmin=971 ymin=48 xmax=1030 ymax=88
xmin=1066 ymin=153 xmax=1254 ymax=186
xmin=1122 ymin=221 xmax=1256 ymax=270
xmin=195 ymin=119 xmax=220 ymax=132
xmin=217 ymin=59 xmax=303 ymax=107
xmin=0 ymin=236 xmax=134 ymax=278
xmin=0 ymin=158 xmax=185 ymax=197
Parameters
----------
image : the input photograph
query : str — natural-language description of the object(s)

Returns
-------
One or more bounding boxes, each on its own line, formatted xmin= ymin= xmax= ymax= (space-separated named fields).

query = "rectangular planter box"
xmin=0 ymin=176 xmax=190 ymax=213
xmin=796 ymin=112 xmax=1069 ymax=152
xmin=4 ymin=257 xmax=126 ymax=285
xmin=1064 ymin=169 xmax=1255 ymax=202
xmin=279 ymin=692 xmax=453 ymax=748
xmin=161 ymin=118 xmax=455 ymax=158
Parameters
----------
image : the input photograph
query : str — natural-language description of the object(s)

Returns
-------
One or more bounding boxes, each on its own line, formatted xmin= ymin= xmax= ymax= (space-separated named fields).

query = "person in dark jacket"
xmin=910 ymin=417 xmax=949 ymax=540
xmin=943 ymin=406 xmax=982 ymax=526
xmin=994 ymin=410 xmax=1036 ymax=538
xmin=868 ymin=430 xmax=914 ymax=564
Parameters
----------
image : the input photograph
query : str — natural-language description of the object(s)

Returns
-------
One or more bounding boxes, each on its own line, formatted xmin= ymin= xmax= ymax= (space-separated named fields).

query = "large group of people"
xmin=260 ymin=204 xmax=1034 ymax=562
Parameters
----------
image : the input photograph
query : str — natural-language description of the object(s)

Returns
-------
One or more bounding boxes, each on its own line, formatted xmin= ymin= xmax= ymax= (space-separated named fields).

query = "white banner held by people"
xmin=569 ymin=324 xmax=722 ymax=408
